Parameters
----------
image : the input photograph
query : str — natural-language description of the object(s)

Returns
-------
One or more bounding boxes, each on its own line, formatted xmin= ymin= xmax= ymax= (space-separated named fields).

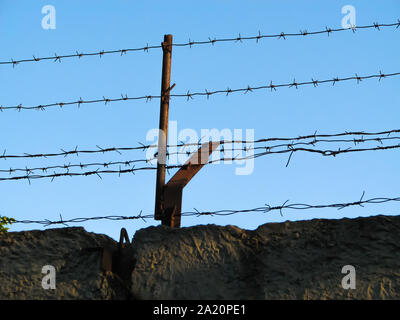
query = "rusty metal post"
xmin=155 ymin=34 xmax=173 ymax=222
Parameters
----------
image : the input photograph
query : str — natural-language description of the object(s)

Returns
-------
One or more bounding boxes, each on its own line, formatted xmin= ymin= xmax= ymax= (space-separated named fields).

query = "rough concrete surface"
xmin=1 ymin=215 xmax=400 ymax=299
xmin=0 ymin=227 xmax=129 ymax=300
xmin=131 ymin=215 xmax=400 ymax=299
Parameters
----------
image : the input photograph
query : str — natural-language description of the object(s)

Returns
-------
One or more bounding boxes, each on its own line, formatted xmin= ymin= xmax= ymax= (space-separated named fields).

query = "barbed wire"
xmin=171 ymin=71 xmax=400 ymax=100
xmin=1 ymin=71 xmax=399 ymax=112
xmin=253 ymin=143 xmax=400 ymax=167
xmin=155 ymin=134 xmax=400 ymax=157
xmin=0 ymin=166 xmax=157 ymax=183
xmin=157 ymin=129 xmax=400 ymax=149
xmin=1 ymin=21 xmax=399 ymax=67
xmin=0 ymin=44 xmax=162 ymax=67
xmin=11 ymin=192 xmax=400 ymax=226
xmin=1 ymin=128 xmax=399 ymax=161
xmin=173 ymin=21 xmax=400 ymax=48
xmin=0 ymin=93 xmax=161 ymax=111
xmin=0 ymin=144 xmax=151 ymax=160
xmin=1 ymin=133 xmax=400 ymax=177
xmin=0 ymin=159 xmax=151 ymax=175
xmin=2 ymin=143 xmax=400 ymax=183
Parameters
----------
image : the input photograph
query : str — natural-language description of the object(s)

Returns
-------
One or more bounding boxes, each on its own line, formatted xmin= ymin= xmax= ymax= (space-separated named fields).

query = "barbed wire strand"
xmin=2 ymin=143 xmax=400 ymax=183
xmin=2 ymin=133 xmax=400 ymax=176
xmin=170 ymin=72 xmax=400 ymax=100
xmin=11 ymin=192 xmax=400 ymax=226
xmin=1 ymin=21 xmax=399 ymax=67
xmin=0 ymin=159 xmax=150 ymax=175
xmin=153 ymin=129 xmax=400 ymax=149
xmin=1 ymin=71 xmax=399 ymax=112
xmin=1 ymin=128 xmax=399 ymax=161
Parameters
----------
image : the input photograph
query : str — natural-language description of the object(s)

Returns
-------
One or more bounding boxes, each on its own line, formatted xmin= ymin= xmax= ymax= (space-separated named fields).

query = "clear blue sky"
xmin=1 ymin=0 xmax=399 ymax=241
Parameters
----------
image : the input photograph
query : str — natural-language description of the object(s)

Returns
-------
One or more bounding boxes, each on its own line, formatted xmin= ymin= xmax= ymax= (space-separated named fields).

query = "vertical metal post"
xmin=155 ymin=34 xmax=173 ymax=222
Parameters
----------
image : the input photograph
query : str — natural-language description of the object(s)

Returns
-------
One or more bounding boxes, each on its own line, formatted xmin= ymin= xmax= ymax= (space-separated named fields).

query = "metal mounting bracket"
xmin=157 ymin=141 xmax=220 ymax=228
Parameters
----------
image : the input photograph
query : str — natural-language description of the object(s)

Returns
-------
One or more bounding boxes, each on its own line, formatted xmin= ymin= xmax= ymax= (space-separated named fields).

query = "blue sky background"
xmin=0 ymin=0 xmax=399 ymax=241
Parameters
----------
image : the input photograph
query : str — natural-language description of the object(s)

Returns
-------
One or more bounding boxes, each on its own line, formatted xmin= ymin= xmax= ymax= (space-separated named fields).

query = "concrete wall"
xmin=1 ymin=215 xmax=400 ymax=299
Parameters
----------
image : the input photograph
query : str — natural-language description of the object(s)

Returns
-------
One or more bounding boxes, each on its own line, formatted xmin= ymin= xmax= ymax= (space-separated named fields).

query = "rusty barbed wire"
xmin=252 ymin=143 xmax=400 ymax=167
xmin=13 ymin=212 xmax=155 ymax=227
xmin=11 ymin=192 xmax=400 ymax=226
xmin=170 ymin=71 xmax=400 ymax=100
xmin=0 ymin=166 xmax=157 ymax=184
xmin=0 ymin=159 xmax=151 ymax=175
xmin=0 ymin=44 xmax=162 ymax=67
xmin=2 ymin=143 xmax=400 ymax=183
xmin=0 ymin=93 xmax=162 ymax=111
xmin=157 ymin=133 xmax=400 ymax=156
xmin=2 ymin=132 xmax=400 ymax=177
xmin=1 ymin=128 xmax=399 ymax=161
xmin=173 ymin=21 xmax=400 ymax=48
xmin=161 ymin=129 xmax=400 ymax=149
xmin=1 ymin=71 xmax=399 ymax=112
xmin=0 ymin=144 xmax=153 ymax=160
xmin=1 ymin=21 xmax=399 ymax=67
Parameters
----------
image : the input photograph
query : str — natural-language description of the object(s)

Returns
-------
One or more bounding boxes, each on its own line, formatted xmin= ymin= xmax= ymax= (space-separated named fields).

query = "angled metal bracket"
xmin=119 ymin=228 xmax=131 ymax=250
xmin=156 ymin=141 xmax=220 ymax=228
